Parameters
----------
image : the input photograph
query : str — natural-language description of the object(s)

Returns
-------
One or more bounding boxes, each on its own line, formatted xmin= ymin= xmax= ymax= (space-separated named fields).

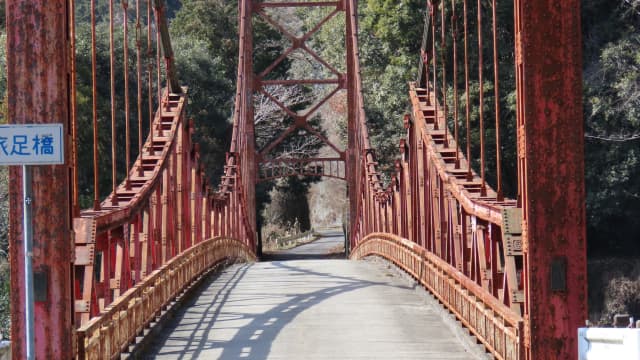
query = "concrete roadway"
xmin=261 ymin=229 xmax=346 ymax=261
xmin=146 ymin=231 xmax=488 ymax=359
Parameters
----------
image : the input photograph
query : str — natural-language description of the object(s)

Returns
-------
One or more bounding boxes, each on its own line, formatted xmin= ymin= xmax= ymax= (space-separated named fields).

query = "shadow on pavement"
xmin=146 ymin=260 xmax=413 ymax=359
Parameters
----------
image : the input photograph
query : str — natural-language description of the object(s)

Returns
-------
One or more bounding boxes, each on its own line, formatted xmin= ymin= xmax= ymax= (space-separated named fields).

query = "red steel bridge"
xmin=5 ymin=0 xmax=585 ymax=359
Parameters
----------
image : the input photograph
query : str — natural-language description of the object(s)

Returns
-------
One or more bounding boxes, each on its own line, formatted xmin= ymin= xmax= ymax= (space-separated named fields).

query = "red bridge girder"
xmin=258 ymin=157 xmax=346 ymax=183
xmin=6 ymin=0 xmax=586 ymax=358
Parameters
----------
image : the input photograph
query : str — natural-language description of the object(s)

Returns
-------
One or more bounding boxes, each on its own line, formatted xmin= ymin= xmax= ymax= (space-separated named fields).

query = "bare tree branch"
xmin=254 ymin=84 xmax=308 ymax=126
xmin=254 ymin=84 xmax=323 ymax=161
xmin=275 ymin=134 xmax=323 ymax=159
xmin=622 ymin=0 xmax=640 ymax=15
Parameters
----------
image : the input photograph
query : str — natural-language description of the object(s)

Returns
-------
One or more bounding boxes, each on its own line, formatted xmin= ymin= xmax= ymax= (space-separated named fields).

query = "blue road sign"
xmin=0 ymin=124 xmax=64 ymax=165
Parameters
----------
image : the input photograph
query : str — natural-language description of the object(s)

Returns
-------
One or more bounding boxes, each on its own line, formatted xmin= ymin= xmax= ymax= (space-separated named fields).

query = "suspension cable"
xmin=91 ymin=0 xmax=101 ymax=210
xmin=136 ymin=0 xmax=144 ymax=176
xmin=110 ymin=0 xmax=119 ymax=205
xmin=492 ymin=0 xmax=503 ymax=200
xmin=441 ymin=2 xmax=449 ymax=147
xmin=70 ymin=0 xmax=80 ymax=216
xmin=452 ymin=0 xmax=459 ymax=167
xmin=155 ymin=5 xmax=163 ymax=137
xmin=477 ymin=0 xmax=487 ymax=196
xmin=147 ymin=0 xmax=154 ymax=155
xmin=123 ymin=0 xmax=131 ymax=190
xmin=464 ymin=0 xmax=472 ymax=181
xmin=431 ymin=6 xmax=438 ymax=130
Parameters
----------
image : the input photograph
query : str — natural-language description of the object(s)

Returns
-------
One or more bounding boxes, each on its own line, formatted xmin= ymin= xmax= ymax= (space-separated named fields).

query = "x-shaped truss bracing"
xmin=253 ymin=1 xmax=346 ymax=167
xmin=258 ymin=157 xmax=346 ymax=182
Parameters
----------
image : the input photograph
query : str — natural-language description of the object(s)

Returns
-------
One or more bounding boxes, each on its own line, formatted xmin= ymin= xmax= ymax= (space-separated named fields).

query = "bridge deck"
xmin=147 ymin=234 xmax=488 ymax=359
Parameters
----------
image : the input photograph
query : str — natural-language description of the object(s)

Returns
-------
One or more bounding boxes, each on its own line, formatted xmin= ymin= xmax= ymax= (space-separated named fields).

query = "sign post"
xmin=0 ymin=123 xmax=64 ymax=360
xmin=22 ymin=164 xmax=34 ymax=359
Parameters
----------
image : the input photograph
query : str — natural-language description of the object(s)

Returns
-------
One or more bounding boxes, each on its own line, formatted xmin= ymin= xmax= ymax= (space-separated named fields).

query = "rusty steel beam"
xmin=515 ymin=1 xmax=586 ymax=358
xmin=345 ymin=0 xmax=359 ymax=247
xmin=257 ymin=157 xmax=346 ymax=182
xmin=243 ymin=0 xmax=258 ymax=246
xmin=352 ymin=233 xmax=523 ymax=359
xmin=257 ymin=1 xmax=340 ymax=8
xmin=76 ymin=238 xmax=256 ymax=357
xmin=153 ymin=0 xmax=181 ymax=94
xmin=6 ymin=0 xmax=74 ymax=358
xmin=259 ymin=78 xmax=341 ymax=85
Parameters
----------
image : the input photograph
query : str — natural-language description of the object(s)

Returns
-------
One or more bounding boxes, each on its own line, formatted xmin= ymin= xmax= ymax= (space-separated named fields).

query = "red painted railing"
xmin=346 ymin=4 xmax=525 ymax=351
xmin=68 ymin=1 xmax=258 ymax=356
xmin=352 ymin=233 xmax=523 ymax=359
xmin=6 ymin=0 xmax=585 ymax=358
xmin=347 ymin=1 xmax=586 ymax=359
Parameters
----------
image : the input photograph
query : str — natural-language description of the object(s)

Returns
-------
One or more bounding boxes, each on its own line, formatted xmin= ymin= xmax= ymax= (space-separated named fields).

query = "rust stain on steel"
xmin=76 ymin=238 xmax=256 ymax=357
xmin=3 ymin=0 xmax=587 ymax=358
xmin=71 ymin=3 xmax=258 ymax=346
xmin=516 ymin=0 xmax=586 ymax=359
xmin=345 ymin=1 xmax=529 ymax=355
xmin=351 ymin=233 xmax=523 ymax=358
xmin=6 ymin=0 xmax=73 ymax=358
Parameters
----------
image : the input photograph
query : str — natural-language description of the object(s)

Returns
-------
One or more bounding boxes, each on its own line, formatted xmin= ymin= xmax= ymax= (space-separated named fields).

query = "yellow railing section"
xmin=76 ymin=237 xmax=256 ymax=359
xmin=351 ymin=233 xmax=524 ymax=360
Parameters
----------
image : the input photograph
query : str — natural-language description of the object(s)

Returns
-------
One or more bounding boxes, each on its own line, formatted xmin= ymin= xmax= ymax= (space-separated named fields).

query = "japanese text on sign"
xmin=0 ymin=124 xmax=64 ymax=165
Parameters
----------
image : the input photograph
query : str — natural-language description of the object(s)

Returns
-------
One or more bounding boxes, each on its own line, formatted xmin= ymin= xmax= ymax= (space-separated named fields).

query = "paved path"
xmin=262 ymin=229 xmax=345 ymax=261
xmin=146 ymin=236 xmax=487 ymax=359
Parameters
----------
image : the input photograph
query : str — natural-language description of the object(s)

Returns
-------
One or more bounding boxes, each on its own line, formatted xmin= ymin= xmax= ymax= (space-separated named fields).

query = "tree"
xmin=171 ymin=35 xmax=235 ymax=183
xmin=582 ymin=1 xmax=640 ymax=255
xmin=254 ymin=84 xmax=321 ymax=156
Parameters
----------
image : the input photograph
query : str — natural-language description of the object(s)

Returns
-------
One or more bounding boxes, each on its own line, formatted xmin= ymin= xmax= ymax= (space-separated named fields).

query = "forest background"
xmin=1 ymin=0 xmax=640 ymax=338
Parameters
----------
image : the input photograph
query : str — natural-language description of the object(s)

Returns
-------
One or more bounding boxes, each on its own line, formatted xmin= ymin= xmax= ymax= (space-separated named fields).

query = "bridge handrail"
xmin=76 ymin=91 xmax=185 ymax=232
xmin=73 ymin=90 xmax=191 ymax=326
xmin=343 ymin=0 xmax=526 ymax=356
xmin=75 ymin=236 xmax=255 ymax=359
xmin=352 ymin=232 xmax=524 ymax=360
xmin=257 ymin=157 xmax=346 ymax=182
xmin=408 ymin=83 xmax=517 ymax=226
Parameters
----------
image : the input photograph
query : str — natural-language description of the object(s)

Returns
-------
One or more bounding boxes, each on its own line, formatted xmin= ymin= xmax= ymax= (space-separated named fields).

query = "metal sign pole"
xmin=22 ymin=165 xmax=35 ymax=360
xmin=0 ymin=124 xmax=63 ymax=357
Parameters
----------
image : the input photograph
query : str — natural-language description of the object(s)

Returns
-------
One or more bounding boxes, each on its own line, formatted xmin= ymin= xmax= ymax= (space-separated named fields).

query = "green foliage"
xmin=586 ymin=34 xmax=640 ymax=136
xmin=305 ymin=0 xmax=640 ymax=259
xmin=357 ymin=0 xmax=424 ymax=176
xmin=262 ymin=177 xmax=313 ymax=232
xmin=583 ymin=0 xmax=640 ymax=255
xmin=171 ymin=35 xmax=234 ymax=183
xmin=170 ymin=0 xmax=239 ymax=81
xmin=303 ymin=8 xmax=346 ymax=74
xmin=0 ymin=0 xmax=5 ymax=30
xmin=588 ymin=258 xmax=640 ymax=325
xmin=0 ymin=259 xmax=8 ymax=340
xmin=71 ymin=0 xmax=222 ymax=203
xmin=170 ymin=0 xmax=315 ymax=231
xmin=73 ymin=21 xmax=154 ymax=205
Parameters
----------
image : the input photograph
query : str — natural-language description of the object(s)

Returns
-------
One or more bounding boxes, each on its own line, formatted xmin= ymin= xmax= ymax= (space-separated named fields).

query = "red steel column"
xmin=7 ymin=0 xmax=74 ymax=358
xmin=241 ymin=0 xmax=257 ymax=249
xmin=345 ymin=0 xmax=359 ymax=246
xmin=515 ymin=1 xmax=586 ymax=358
